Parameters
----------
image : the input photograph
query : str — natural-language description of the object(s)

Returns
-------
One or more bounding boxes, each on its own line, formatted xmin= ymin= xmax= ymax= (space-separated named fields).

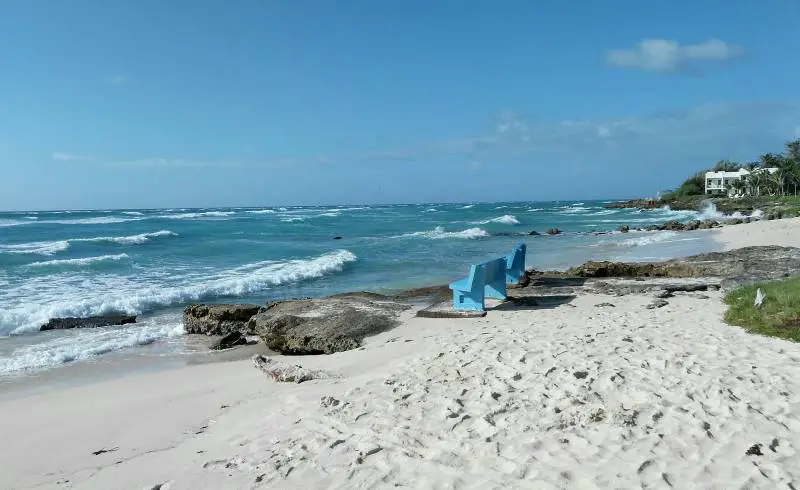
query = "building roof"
xmin=705 ymin=167 xmax=779 ymax=179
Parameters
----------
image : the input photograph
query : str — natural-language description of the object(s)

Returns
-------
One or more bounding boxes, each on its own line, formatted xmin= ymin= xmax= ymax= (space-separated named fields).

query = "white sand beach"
xmin=2 ymin=220 xmax=800 ymax=490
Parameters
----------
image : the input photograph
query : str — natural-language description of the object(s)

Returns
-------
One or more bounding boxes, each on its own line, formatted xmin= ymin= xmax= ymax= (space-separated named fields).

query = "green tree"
xmin=713 ymin=159 xmax=740 ymax=172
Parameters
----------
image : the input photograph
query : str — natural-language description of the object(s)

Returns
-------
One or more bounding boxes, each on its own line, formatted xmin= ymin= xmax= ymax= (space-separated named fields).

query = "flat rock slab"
xmin=250 ymin=296 xmax=410 ymax=355
xmin=416 ymin=298 xmax=505 ymax=318
xmin=40 ymin=315 xmax=136 ymax=331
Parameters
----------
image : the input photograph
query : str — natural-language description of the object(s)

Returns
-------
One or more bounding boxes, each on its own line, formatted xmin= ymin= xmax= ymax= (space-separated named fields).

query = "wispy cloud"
xmin=107 ymin=157 xmax=245 ymax=169
xmin=606 ymin=39 xmax=743 ymax=72
xmin=52 ymin=152 xmax=94 ymax=162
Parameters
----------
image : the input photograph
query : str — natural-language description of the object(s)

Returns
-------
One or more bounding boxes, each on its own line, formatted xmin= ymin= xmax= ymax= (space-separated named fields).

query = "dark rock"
xmin=40 ymin=315 xmax=136 ymax=332
xmin=604 ymin=199 xmax=662 ymax=209
xmin=546 ymin=228 xmax=561 ymax=235
xmin=528 ymin=230 xmax=541 ymax=236
xmin=617 ymin=225 xmax=630 ymax=233
xmin=684 ymin=220 xmax=702 ymax=231
xmin=594 ymin=302 xmax=616 ymax=308
xmin=644 ymin=225 xmax=661 ymax=232
xmin=745 ymin=444 xmax=763 ymax=456
xmin=183 ymin=304 xmax=266 ymax=335
xmin=573 ymin=371 xmax=589 ymax=379
xmin=210 ymin=331 xmax=248 ymax=350
xmin=697 ymin=220 xmax=719 ymax=229
xmin=728 ymin=218 xmax=744 ymax=225
xmin=660 ymin=220 xmax=686 ymax=231
xmin=647 ymin=299 xmax=669 ymax=309
xmin=249 ymin=296 xmax=410 ymax=355
xmin=333 ymin=236 xmax=342 ymax=240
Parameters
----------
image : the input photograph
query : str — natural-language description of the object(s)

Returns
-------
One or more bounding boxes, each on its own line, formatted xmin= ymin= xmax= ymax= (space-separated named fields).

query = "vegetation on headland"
xmin=607 ymin=139 xmax=800 ymax=217
xmin=724 ymin=278 xmax=800 ymax=342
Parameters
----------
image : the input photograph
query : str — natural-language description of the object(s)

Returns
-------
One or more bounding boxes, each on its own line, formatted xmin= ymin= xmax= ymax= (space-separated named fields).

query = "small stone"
xmin=745 ymin=444 xmax=763 ymax=456
xmin=646 ymin=299 xmax=669 ymax=309
xmin=594 ymin=302 xmax=616 ymax=308
xmin=573 ymin=371 xmax=588 ymax=379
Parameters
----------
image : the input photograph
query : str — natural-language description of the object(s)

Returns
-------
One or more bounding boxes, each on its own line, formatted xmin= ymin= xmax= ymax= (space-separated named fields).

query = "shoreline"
xmin=2 ymin=218 xmax=800 ymax=488
xmin=0 ymin=217 xmax=790 ymax=394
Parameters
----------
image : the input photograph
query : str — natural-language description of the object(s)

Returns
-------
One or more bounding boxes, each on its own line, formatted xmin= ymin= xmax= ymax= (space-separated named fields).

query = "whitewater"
xmin=0 ymin=201 xmax=726 ymax=375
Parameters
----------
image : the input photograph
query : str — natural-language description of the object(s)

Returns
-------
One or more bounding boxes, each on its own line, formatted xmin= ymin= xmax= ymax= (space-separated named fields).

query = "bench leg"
xmin=452 ymin=290 xmax=485 ymax=311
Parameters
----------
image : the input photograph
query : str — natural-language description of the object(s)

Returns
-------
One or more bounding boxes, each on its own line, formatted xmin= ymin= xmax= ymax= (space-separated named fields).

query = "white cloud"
xmin=52 ymin=152 xmax=93 ymax=161
xmin=606 ymin=39 xmax=743 ymax=72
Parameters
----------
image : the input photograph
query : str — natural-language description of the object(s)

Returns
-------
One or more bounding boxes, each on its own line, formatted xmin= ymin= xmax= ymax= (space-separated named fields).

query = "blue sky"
xmin=1 ymin=0 xmax=799 ymax=210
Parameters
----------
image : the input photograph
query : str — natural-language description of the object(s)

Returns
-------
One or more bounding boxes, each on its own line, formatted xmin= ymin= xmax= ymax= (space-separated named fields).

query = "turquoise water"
xmin=0 ymin=201 xmax=720 ymax=374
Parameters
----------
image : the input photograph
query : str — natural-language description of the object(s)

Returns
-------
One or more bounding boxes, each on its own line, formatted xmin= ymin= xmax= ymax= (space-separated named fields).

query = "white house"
xmin=704 ymin=167 xmax=779 ymax=196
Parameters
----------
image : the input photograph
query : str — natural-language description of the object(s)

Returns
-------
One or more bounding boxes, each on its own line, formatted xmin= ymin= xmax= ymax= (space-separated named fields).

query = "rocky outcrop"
xmin=617 ymin=225 xmax=630 ymax=233
xmin=546 ymin=228 xmax=561 ymax=235
xmin=558 ymin=246 xmax=800 ymax=290
xmin=249 ymin=296 xmax=410 ymax=354
xmin=605 ymin=199 xmax=663 ymax=209
xmin=40 ymin=315 xmax=136 ymax=331
xmin=183 ymin=304 xmax=266 ymax=335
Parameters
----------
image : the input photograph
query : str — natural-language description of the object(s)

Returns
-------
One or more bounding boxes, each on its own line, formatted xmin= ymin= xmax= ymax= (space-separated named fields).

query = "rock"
xmin=249 ymin=295 xmax=410 ymax=354
xmin=646 ymin=299 xmax=669 ymax=309
xmin=653 ymin=289 xmax=673 ymax=299
xmin=40 ymin=315 xmax=136 ymax=331
xmin=210 ymin=331 xmax=248 ymax=350
xmin=644 ymin=225 xmax=661 ymax=232
xmin=728 ymin=218 xmax=744 ymax=225
xmin=660 ymin=220 xmax=686 ymax=231
xmin=546 ymin=228 xmax=561 ymax=235
xmin=604 ymin=199 xmax=662 ymax=209
xmin=617 ymin=225 xmax=630 ymax=233
xmin=183 ymin=304 xmax=266 ymax=335
xmin=253 ymin=355 xmax=337 ymax=383
xmin=333 ymin=236 xmax=342 ymax=240
xmin=594 ymin=302 xmax=616 ymax=308
xmin=528 ymin=230 xmax=541 ymax=236
xmin=745 ymin=444 xmax=763 ymax=456
xmin=697 ymin=220 xmax=719 ymax=229
xmin=684 ymin=220 xmax=702 ymax=231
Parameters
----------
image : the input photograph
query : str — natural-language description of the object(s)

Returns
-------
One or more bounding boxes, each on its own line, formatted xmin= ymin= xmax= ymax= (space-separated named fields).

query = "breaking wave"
xmin=0 ymin=231 xmax=177 ymax=256
xmin=1 ymin=250 xmax=358 ymax=336
xmin=26 ymin=254 xmax=130 ymax=269
xmin=395 ymin=227 xmax=489 ymax=240
xmin=474 ymin=215 xmax=521 ymax=225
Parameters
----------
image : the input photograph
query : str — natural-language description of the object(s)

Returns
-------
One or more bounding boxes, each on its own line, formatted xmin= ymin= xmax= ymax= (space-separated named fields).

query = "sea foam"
xmin=1 ymin=250 xmax=358 ymax=336
xmin=474 ymin=215 xmax=521 ymax=225
xmin=396 ymin=227 xmax=489 ymax=240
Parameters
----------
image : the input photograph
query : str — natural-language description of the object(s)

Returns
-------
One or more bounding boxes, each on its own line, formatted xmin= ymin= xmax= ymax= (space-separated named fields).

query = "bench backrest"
xmin=506 ymin=242 xmax=526 ymax=282
xmin=480 ymin=257 xmax=507 ymax=300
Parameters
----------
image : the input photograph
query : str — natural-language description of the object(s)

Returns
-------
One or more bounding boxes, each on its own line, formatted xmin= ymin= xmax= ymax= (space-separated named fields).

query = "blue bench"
xmin=506 ymin=243 xmax=526 ymax=284
xmin=449 ymin=243 xmax=527 ymax=312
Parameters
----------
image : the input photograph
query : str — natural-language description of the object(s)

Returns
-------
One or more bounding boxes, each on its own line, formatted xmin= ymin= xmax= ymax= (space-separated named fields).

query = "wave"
xmin=77 ymin=230 xmax=177 ymax=245
xmin=0 ymin=240 xmax=71 ymax=256
xmin=527 ymin=208 xmax=544 ymax=212
xmin=0 ymin=231 xmax=177 ymax=256
xmin=24 ymin=216 xmax=38 ymax=220
xmin=591 ymin=231 xmax=680 ymax=248
xmin=317 ymin=212 xmax=341 ymax=218
xmin=26 ymin=254 xmax=130 ymax=269
xmin=46 ymin=216 xmax=142 ymax=225
xmin=0 ymin=219 xmax=27 ymax=227
xmin=0 ymin=321 xmax=185 ymax=375
xmin=281 ymin=216 xmax=306 ymax=222
xmin=246 ymin=209 xmax=276 ymax=214
xmin=474 ymin=215 xmax=520 ymax=225
xmin=590 ymin=209 xmax=619 ymax=216
xmin=460 ymin=204 xmax=475 ymax=209
xmin=2 ymin=250 xmax=358 ymax=335
xmin=559 ymin=206 xmax=591 ymax=214
xmin=158 ymin=211 xmax=235 ymax=219
xmin=396 ymin=226 xmax=489 ymax=240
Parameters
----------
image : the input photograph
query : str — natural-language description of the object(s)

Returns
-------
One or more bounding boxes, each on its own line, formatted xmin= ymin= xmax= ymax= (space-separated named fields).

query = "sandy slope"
xmin=713 ymin=217 xmax=800 ymax=250
xmin=2 ymin=219 xmax=800 ymax=489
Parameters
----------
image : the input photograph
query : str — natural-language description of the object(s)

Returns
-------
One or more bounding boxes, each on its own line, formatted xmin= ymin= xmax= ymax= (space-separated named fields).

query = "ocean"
xmin=0 ymin=200 xmax=726 ymax=377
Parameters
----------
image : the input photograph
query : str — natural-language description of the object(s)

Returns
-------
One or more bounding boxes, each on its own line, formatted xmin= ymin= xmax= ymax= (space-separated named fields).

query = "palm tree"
xmin=729 ymin=178 xmax=746 ymax=197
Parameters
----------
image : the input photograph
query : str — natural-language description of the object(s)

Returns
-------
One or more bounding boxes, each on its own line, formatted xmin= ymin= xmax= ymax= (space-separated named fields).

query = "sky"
xmin=1 ymin=0 xmax=799 ymax=210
